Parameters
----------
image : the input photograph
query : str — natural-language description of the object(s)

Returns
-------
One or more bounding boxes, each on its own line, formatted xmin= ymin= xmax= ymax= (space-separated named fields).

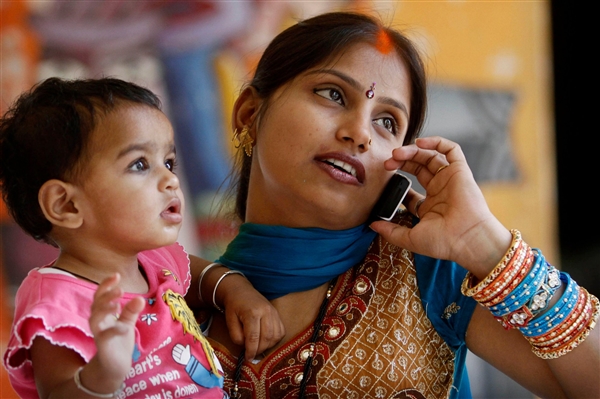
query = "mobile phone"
xmin=369 ymin=171 xmax=412 ymax=221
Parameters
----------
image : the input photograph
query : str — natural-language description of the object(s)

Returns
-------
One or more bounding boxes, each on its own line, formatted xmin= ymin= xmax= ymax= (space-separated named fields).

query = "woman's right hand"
xmin=370 ymin=136 xmax=512 ymax=279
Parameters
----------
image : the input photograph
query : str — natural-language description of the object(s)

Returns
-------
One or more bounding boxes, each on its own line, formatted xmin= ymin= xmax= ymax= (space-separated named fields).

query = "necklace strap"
xmin=229 ymin=278 xmax=337 ymax=399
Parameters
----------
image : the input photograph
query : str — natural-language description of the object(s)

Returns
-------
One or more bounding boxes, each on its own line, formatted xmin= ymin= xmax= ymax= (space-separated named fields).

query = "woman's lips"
xmin=315 ymin=152 xmax=365 ymax=184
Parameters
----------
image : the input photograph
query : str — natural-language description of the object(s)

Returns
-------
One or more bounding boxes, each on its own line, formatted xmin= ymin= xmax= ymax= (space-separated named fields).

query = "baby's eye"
xmin=165 ymin=158 xmax=177 ymax=173
xmin=373 ymin=117 xmax=398 ymax=136
xmin=314 ymin=88 xmax=344 ymax=105
xmin=130 ymin=158 xmax=149 ymax=172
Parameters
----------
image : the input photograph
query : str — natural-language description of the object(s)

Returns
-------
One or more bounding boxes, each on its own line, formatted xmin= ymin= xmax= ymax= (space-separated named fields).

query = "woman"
xmin=198 ymin=11 xmax=599 ymax=399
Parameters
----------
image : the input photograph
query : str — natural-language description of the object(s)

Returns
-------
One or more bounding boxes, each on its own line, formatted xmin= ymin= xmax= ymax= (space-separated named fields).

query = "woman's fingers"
xmin=369 ymin=220 xmax=413 ymax=252
xmin=402 ymin=189 xmax=425 ymax=218
xmin=414 ymin=136 xmax=467 ymax=164
xmin=385 ymin=136 xmax=469 ymax=193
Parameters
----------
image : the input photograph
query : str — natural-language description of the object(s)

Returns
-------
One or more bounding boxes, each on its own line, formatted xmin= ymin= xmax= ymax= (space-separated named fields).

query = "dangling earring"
xmin=233 ymin=126 xmax=254 ymax=157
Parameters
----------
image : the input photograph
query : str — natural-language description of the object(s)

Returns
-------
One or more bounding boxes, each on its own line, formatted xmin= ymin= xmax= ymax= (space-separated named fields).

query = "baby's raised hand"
xmin=89 ymin=273 xmax=145 ymax=380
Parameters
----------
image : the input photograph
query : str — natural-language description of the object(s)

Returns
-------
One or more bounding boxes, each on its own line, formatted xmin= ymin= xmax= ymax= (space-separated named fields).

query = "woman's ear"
xmin=232 ymin=86 xmax=262 ymax=134
xmin=38 ymin=179 xmax=83 ymax=229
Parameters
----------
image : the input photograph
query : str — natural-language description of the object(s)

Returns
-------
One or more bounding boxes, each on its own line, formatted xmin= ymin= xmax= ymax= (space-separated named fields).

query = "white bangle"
xmin=212 ymin=270 xmax=246 ymax=313
xmin=197 ymin=262 xmax=221 ymax=303
xmin=74 ymin=367 xmax=125 ymax=398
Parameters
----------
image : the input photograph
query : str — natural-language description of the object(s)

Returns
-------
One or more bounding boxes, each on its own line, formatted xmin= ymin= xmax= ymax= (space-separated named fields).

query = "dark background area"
xmin=552 ymin=2 xmax=600 ymax=296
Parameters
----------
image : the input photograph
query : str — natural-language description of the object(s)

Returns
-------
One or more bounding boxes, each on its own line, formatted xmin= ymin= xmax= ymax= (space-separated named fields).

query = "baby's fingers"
xmin=90 ymin=274 xmax=124 ymax=333
xmin=119 ymin=296 xmax=145 ymax=326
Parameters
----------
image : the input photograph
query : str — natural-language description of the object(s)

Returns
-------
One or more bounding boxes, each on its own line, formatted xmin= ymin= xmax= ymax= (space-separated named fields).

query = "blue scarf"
xmin=217 ymin=223 xmax=377 ymax=300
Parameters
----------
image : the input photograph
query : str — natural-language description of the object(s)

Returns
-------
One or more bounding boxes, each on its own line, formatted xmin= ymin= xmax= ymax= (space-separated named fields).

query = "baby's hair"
xmin=0 ymin=77 xmax=162 ymax=244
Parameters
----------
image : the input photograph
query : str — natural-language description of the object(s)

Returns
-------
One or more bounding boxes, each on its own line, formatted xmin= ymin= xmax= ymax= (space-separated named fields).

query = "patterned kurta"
xmin=209 ymin=228 xmax=476 ymax=399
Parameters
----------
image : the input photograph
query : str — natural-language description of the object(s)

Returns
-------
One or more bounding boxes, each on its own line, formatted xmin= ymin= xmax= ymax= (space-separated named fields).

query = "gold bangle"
xmin=74 ymin=367 xmax=125 ymax=398
xmin=531 ymin=293 xmax=599 ymax=359
xmin=461 ymin=229 xmax=522 ymax=298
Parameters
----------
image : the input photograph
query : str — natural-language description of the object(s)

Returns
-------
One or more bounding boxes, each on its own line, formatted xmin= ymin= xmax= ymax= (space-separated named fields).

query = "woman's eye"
xmin=130 ymin=158 xmax=149 ymax=172
xmin=165 ymin=158 xmax=177 ymax=172
xmin=314 ymin=88 xmax=344 ymax=105
xmin=374 ymin=117 xmax=398 ymax=135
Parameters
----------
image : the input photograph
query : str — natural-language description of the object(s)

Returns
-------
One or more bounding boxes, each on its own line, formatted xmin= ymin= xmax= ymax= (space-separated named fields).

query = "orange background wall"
xmin=381 ymin=1 xmax=557 ymax=261
xmin=0 ymin=1 xmax=554 ymax=397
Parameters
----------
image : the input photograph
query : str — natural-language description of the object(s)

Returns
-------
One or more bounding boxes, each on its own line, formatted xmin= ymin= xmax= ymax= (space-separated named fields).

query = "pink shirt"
xmin=3 ymin=243 xmax=226 ymax=399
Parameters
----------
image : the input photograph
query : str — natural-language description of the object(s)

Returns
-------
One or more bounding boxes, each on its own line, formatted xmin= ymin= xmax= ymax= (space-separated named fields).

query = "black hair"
xmin=0 ymin=77 xmax=162 ymax=244
xmin=232 ymin=11 xmax=427 ymax=221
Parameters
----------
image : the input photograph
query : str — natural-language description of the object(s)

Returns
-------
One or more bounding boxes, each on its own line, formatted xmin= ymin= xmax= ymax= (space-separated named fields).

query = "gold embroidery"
xmin=317 ymin=236 xmax=455 ymax=398
xmin=442 ymin=302 xmax=461 ymax=320
xmin=212 ymin=213 xmax=457 ymax=398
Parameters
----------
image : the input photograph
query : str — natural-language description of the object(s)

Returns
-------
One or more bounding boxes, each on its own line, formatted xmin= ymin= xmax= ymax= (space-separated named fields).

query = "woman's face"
xmin=246 ymin=42 xmax=412 ymax=229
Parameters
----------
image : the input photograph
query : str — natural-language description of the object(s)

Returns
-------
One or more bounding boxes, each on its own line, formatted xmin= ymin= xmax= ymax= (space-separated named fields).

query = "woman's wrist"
xmin=456 ymin=220 xmax=512 ymax=280
xmin=199 ymin=263 xmax=249 ymax=312
xmin=212 ymin=270 xmax=247 ymax=312
xmin=197 ymin=262 xmax=222 ymax=305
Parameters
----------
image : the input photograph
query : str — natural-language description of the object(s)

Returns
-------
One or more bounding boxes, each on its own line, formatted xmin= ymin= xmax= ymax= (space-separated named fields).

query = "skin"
xmin=245 ymin=43 xmax=411 ymax=229
xmin=30 ymin=104 xmax=283 ymax=398
xmin=209 ymin=41 xmax=600 ymax=397
xmin=32 ymin=104 xmax=180 ymax=397
xmin=374 ymin=136 xmax=599 ymax=398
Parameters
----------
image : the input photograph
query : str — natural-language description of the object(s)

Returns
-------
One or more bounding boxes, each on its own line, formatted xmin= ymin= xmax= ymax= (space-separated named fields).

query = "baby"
xmin=0 ymin=77 xmax=281 ymax=398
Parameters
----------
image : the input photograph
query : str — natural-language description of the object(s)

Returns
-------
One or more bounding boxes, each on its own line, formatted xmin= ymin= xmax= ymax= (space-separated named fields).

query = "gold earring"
xmin=233 ymin=126 xmax=254 ymax=157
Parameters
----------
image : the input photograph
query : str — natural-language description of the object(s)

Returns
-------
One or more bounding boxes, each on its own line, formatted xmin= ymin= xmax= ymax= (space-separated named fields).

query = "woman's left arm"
xmin=188 ymin=255 xmax=284 ymax=360
xmin=467 ymin=303 xmax=599 ymax=398
xmin=371 ymin=136 xmax=599 ymax=398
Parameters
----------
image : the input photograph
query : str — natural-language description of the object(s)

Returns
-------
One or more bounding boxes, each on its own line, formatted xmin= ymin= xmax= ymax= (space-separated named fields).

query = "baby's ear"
xmin=38 ymin=179 xmax=83 ymax=229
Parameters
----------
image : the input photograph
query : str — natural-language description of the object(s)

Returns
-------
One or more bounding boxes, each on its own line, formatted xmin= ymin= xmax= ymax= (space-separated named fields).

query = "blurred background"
xmin=0 ymin=1 xmax=595 ymax=398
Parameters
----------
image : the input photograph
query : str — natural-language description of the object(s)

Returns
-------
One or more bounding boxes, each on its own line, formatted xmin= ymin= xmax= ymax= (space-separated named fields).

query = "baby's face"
xmin=75 ymin=103 xmax=184 ymax=254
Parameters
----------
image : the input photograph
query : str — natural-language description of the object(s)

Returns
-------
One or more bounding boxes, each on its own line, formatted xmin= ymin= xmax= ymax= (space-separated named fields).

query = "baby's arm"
xmin=189 ymin=256 xmax=285 ymax=360
xmin=31 ymin=273 xmax=144 ymax=398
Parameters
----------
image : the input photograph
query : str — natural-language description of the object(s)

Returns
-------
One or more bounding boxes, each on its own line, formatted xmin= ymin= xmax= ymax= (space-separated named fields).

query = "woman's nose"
xmin=336 ymin=114 xmax=372 ymax=151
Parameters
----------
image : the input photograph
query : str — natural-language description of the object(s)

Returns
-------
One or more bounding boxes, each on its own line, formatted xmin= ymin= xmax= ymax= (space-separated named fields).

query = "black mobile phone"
xmin=369 ymin=172 xmax=412 ymax=222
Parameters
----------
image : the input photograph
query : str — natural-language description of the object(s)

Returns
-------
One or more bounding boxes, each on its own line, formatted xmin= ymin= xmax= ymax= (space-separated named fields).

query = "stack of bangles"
xmin=461 ymin=229 xmax=599 ymax=359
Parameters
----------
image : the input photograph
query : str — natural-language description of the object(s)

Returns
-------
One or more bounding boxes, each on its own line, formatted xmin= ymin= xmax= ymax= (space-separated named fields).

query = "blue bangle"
xmin=520 ymin=272 xmax=579 ymax=336
xmin=525 ymin=265 xmax=562 ymax=318
xmin=489 ymin=251 xmax=545 ymax=317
